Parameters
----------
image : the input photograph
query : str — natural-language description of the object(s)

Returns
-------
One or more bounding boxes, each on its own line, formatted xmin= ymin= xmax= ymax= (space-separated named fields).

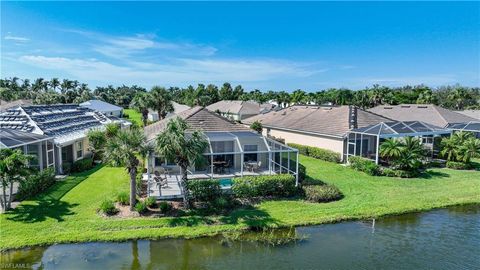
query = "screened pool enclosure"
xmin=145 ymin=131 xmax=299 ymax=199
xmin=345 ymin=121 xmax=452 ymax=164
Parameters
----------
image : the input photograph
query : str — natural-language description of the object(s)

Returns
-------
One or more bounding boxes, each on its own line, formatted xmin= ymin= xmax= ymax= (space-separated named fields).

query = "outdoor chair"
xmin=223 ymin=160 xmax=231 ymax=173
xmin=154 ymin=171 xmax=169 ymax=188
xmin=251 ymin=161 xmax=262 ymax=172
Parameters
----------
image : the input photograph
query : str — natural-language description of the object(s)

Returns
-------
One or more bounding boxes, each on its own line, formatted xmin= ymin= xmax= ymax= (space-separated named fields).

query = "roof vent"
xmin=417 ymin=106 xmax=428 ymax=108
xmin=401 ymin=105 xmax=411 ymax=108
xmin=281 ymin=111 xmax=286 ymax=116
xmin=384 ymin=106 xmax=393 ymax=109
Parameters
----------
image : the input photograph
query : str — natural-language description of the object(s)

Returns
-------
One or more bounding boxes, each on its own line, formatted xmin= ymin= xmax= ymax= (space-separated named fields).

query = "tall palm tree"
xmin=440 ymin=136 xmax=458 ymax=161
xmin=104 ymin=129 xmax=151 ymax=210
xmin=50 ymin=78 xmax=60 ymax=92
xmin=130 ymin=92 xmax=152 ymax=126
xmin=150 ymin=87 xmax=174 ymax=120
xmin=0 ymin=149 xmax=31 ymax=210
xmin=155 ymin=118 xmax=208 ymax=208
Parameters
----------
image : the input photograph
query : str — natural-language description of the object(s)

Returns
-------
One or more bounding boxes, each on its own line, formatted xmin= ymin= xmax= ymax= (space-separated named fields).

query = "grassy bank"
xmin=123 ymin=109 xmax=143 ymax=126
xmin=1 ymin=156 xmax=480 ymax=250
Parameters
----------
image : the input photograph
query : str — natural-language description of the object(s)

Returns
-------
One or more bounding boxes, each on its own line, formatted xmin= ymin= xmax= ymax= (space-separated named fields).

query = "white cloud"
xmin=18 ymin=55 xmax=320 ymax=86
xmin=4 ymin=35 xmax=29 ymax=42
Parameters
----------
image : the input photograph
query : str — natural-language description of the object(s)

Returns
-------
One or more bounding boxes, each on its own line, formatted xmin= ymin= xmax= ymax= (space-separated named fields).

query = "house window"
xmin=244 ymin=145 xmax=258 ymax=162
xmin=422 ymin=136 xmax=433 ymax=144
xmin=27 ymin=144 xmax=39 ymax=167
xmin=76 ymin=141 xmax=83 ymax=159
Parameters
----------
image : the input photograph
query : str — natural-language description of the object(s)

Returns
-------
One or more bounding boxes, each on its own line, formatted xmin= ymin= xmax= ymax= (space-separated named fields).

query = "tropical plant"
xmin=87 ymin=129 xmax=106 ymax=162
xmin=103 ymin=128 xmax=151 ymax=210
xmin=150 ymin=86 xmax=174 ymax=120
xmin=379 ymin=138 xmax=404 ymax=162
xmin=440 ymin=132 xmax=479 ymax=164
xmin=380 ymin=137 xmax=425 ymax=171
xmin=104 ymin=123 xmax=120 ymax=139
xmin=155 ymin=117 xmax=209 ymax=209
xmin=457 ymin=137 xmax=480 ymax=163
xmin=250 ymin=121 xmax=263 ymax=133
xmin=130 ymin=92 xmax=152 ymax=126
xmin=0 ymin=149 xmax=32 ymax=210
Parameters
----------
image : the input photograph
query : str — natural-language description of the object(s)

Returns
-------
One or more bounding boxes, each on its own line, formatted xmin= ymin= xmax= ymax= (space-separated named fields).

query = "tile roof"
xmin=368 ymin=104 xmax=477 ymax=127
xmin=144 ymin=106 xmax=250 ymax=142
xmin=206 ymin=100 xmax=260 ymax=115
xmin=243 ymin=105 xmax=391 ymax=137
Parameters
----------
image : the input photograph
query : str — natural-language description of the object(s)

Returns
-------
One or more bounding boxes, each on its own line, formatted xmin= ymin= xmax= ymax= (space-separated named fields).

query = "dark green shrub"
xmin=250 ymin=121 xmax=263 ymax=133
xmin=446 ymin=161 xmax=472 ymax=170
xmin=71 ymin=158 xmax=93 ymax=173
xmin=303 ymin=185 xmax=343 ymax=203
xmin=232 ymin=174 xmax=297 ymax=198
xmin=187 ymin=179 xmax=222 ymax=202
xmin=159 ymin=201 xmax=172 ymax=213
xmin=428 ymin=160 xmax=445 ymax=168
xmin=115 ymin=191 xmax=129 ymax=205
xmin=134 ymin=201 xmax=148 ymax=214
xmin=99 ymin=199 xmax=118 ymax=215
xmin=145 ymin=196 xmax=157 ymax=208
xmin=380 ymin=168 xmax=397 ymax=177
xmin=349 ymin=156 xmax=380 ymax=176
xmin=62 ymin=162 xmax=72 ymax=174
xmin=287 ymin=143 xmax=340 ymax=163
xmin=17 ymin=168 xmax=56 ymax=200
xmin=380 ymin=167 xmax=418 ymax=178
xmin=282 ymin=157 xmax=306 ymax=182
xmin=287 ymin=143 xmax=309 ymax=156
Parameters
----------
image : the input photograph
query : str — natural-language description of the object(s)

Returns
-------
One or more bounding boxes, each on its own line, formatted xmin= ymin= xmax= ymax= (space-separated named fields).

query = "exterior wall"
xmin=148 ymin=112 xmax=159 ymax=122
xmin=103 ymin=110 xmax=122 ymax=117
xmin=264 ymin=128 xmax=345 ymax=155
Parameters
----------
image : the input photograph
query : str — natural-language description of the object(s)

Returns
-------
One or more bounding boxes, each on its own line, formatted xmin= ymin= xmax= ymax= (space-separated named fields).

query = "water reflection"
xmin=1 ymin=204 xmax=479 ymax=270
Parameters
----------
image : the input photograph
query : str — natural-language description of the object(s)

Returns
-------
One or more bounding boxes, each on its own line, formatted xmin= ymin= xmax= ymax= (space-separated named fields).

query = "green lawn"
xmin=1 ymin=156 xmax=480 ymax=250
xmin=123 ymin=109 xmax=143 ymax=126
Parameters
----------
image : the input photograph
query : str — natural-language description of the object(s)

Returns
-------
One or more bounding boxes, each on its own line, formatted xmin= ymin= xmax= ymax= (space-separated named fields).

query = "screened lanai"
xmin=448 ymin=121 xmax=480 ymax=138
xmin=346 ymin=121 xmax=452 ymax=164
xmin=145 ymin=131 xmax=299 ymax=199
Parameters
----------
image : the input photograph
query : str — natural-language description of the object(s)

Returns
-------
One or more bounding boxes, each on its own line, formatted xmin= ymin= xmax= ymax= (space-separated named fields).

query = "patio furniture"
xmin=157 ymin=166 xmax=171 ymax=176
xmin=213 ymin=161 xmax=226 ymax=174
xmin=244 ymin=162 xmax=253 ymax=172
xmin=251 ymin=161 xmax=262 ymax=172
xmin=154 ymin=171 xmax=169 ymax=188
xmin=223 ymin=160 xmax=231 ymax=173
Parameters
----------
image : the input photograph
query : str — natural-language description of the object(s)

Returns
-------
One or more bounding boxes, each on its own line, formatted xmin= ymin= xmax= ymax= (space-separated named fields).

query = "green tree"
xmin=250 ymin=121 xmax=263 ymax=133
xmin=104 ymin=129 xmax=150 ymax=210
xmin=130 ymin=92 xmax=152 ymax=126
xmin=0 ymin=149 xmax=31 ymax=210
xmin=219 ymin=83 xmax=233 ymax=100
xmin=87 ymin=129 xmax=106 ymax=163
xmin=155 ymin=118 xmax=209 ymax=208
xmin=150 ymin=86 xmax=174 ymax=120
xmin=379 ymin=138 xmax=404 ymax=162
xmin=458 ymin=137 xmax=480 ymax=163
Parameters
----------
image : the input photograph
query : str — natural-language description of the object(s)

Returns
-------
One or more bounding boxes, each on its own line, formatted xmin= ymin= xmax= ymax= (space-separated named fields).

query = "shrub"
xmin=446 ymin=161 xmax=472 ymax=170
xmin=232 ymin=174 xmax=297 ymax=198
xmin=349 ymin=156 xmax=380 ymax=176
xmin=115 ymin=191 xmax=129 ymax=205
xmin=250 ymin=121 xmax=263 ymax=133
xmin=71 ymin=158 xmax=93 ymax=173
xmin=159 ymin=201 xmax=172 ymax=213
xmin=145 ymin=196 xmax=157 ymax=208
xmin=187 ymin=179 xmax=222 ymax=202
xmin=282 ymin=157 xmax=306 ymax=182
xmin=17 ymin=168 xmax=56 ymax=200
xmin=62 ymin=162 xmax=72 ymax=174
xmin=287 ymin=143 xmax=340 ymax=163
xmin=99 ymin=199 xmax=118 ymax=215
xmin=134 ymin=201 xmax=148 ymax=214
xmin=380 ymin=168 xmax=397 ymax=177
xmin=303 ymin=185 xmax=343 ymax=203
xmin=380 ymin=167 xmax=419 ymax=178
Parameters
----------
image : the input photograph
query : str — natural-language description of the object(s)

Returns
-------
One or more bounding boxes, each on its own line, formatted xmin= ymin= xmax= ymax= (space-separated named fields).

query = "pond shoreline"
xmin=2 ymin=202 xmax=479 ymax=252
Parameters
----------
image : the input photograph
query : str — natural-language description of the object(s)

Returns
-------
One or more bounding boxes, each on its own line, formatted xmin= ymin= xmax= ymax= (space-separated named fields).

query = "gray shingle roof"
xmin=368 ymin=104 xmax=477 ymax=127
xmin=455 ymin=110 xmax=480 ymax=120
xmin=0 ymin=128 xmax=51 ymax=148
xmin=144 ymin=106 xmax=250 ymax=141
xmin=206 ymin=100 xmax=260 ymax=115
xmin=243 ymin=105 xmax=391 ymax=137
xmin=79 ymin=100 xmax=122 ymax=112
xmin=0 ymin=99 xmax=32 ymax=112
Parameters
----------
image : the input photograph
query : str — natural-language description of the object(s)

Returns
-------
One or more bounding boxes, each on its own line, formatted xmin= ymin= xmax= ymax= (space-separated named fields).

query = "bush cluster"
xmin=187 ymin=179 xmax=222 ymax=202
xmin=145 ymin=197 xmax=157 ymax=208
xmin=446 ymin=161 xmax=472 ymax=170
xmin=62 ymin=162 xmax=72 ymax=174
xmin=381 ymin=168 xmax=418 ymax=178
xmin=287 ymin=143 xmax=341 ymax=163
xmin=159 ymin=201 xmax=172 ymax=213
xmin=348 ymin=156 xmax=380 ymax=176
xmin=232 ymin=174 xmax=297 ymax=198
xmin=99 ymin=199 xmax=118 ymax=215
xmin=303 ymin=185 xmax=343 ymax=203
xmin=17 ymin=168 xmax=56 ymax=200
xmin=71 ymin=158 xmax=93 ymax=173
xmin=134 ymin=201 xmax=148 ymax=214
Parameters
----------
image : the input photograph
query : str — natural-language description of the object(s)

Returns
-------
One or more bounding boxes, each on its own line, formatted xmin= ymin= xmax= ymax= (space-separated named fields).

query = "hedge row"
xmin=187 ymin=179 xmax=222 ymax=202
xmin=287 ymin=143 xmax=341 ymax=163
xmin=303 ymin=185 xmax=343 ymax=203
xmin=232 ymin=174 xmax=297 ymax=198
xmin=348 ymin=156 xmax=380 ymax=176
xmin=71 ymin=158 xmax=94 ymax=173
xmin=446 ymin=161 xmax=472 ymax=170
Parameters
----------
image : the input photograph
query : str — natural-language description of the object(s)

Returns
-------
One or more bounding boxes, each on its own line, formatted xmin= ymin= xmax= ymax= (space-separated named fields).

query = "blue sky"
xmin=1 ymin=1 xmax=479 ymax=91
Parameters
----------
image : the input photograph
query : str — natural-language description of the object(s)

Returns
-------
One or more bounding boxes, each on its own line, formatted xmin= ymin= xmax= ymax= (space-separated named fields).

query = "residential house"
xmin=79 ymin=99 xmax=123 ymax=117
xmin=148 ymin=102 xmax=191 ymax=122
xmin=243 ymin=105 xmax=449 ymax=161
xmin=0 ymin=104 xmax=113 ymax=174
xmin=206 ymin=100 xmax=260 ymax=121
xmin=144 ymin=106 xmax=299 ymax=199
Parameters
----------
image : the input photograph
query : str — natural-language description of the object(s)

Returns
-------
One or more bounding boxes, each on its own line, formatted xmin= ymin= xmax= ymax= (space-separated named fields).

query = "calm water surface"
xmin=1 ymin=205 xmax=479 ymax=270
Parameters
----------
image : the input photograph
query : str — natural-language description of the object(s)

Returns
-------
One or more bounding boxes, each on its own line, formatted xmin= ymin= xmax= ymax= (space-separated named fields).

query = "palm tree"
xmin=104 ymin=129 xmax=150 ymax=210
xmin=458 ymin=137 xmax=480 ymax=163
xmin=150 ymin=87 xmax=174 ymax=120
xmin=50 ymin=78 xmax=60 ymax=92
xmin=0 ymin=149 xmax=31 ymax=210
xmin=379 ymin=138 xmax=404 ymax=162
xmin=402 ymin=136 xmax=425 ymax=158
xmin=87 ymin=129 xmax=106 ymax=163
xmin=440 ymin=136 xmax=459 ymax=161
xmin=130 ymin=92 xmax=152 ymax=126
xmin=155 ymin=118 xmax=208 ymax=208
xmin=104 ymin=123 xmax=120 ymax=139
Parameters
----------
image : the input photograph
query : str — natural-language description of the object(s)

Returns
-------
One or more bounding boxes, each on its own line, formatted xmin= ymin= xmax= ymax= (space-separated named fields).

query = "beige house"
xmin=243 ymin=105 xmax=390 ymax=161
xmin=206 ymin=100 xmax=260 ymax=121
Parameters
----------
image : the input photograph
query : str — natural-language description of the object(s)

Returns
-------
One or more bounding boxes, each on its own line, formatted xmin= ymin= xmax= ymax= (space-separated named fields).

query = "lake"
xmin=1 ymin=204 xmax=479 ymax=270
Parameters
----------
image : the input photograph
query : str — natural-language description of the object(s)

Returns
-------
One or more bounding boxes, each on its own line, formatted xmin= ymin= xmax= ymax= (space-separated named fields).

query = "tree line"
xmin=1 ymin=77 xmax=479 ymax=112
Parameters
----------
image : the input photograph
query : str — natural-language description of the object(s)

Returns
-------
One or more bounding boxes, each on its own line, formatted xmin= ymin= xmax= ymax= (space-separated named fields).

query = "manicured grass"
xmin=1 ymin=156 xmax=480 ymax=250
xmin=123 ymin=109 xmax=143 ymax=126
